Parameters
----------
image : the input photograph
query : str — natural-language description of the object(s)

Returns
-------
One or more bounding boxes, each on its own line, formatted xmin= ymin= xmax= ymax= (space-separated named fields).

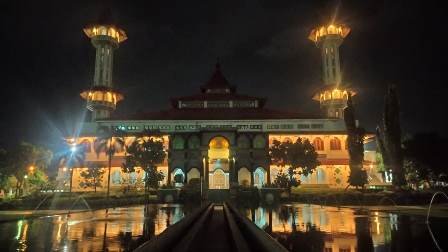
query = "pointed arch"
xmin=313 ymin=137 xmax=324 ymax=151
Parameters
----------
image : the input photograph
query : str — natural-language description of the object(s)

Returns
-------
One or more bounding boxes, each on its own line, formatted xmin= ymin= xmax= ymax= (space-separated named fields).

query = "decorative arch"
xmin=253 ymin=134 xmax=266 ymax=149
xmin=112 ymin=170 xmax=121 ymax=185
xmin=313 ymin=137 xmax=324 ymax=151
xmin=270 ymin=166 xmax=280 ymax=184
xmin=188 ymin=135 xmax=200 ymax=149
xmin=172 ymin=136 xmax=185 ymax=150
xmin=253 ymin=167 xmax=267 ymax=188
xmin=171 ymin=168 xmax=185 ymax=187
xmin=209 ymin=136 xmax=230 ymax=149
xmin=237 ymin=135 xmax=250 ymax=149
xmin=330 ymin=137 xmax=342 ymax=150
xmin=187 ymin=168 xmax=200 ymax=183
xmin=129 ymin=172 xmax=138 ymax=185
xmin=238 ymin=167 xmax=251 ymax=186
xmin=210 ymin=168 xmax=228 ymax=189
xmin=208 ymin=136 xmax=230 ymax=160
xmin=316 ymin=167 xmax=327 ymax=184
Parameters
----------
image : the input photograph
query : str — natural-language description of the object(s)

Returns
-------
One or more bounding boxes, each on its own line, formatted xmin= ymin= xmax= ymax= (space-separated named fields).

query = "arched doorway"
xmin=187 ymin=168 xmax=200 ymax=183
xmin=238 ymin=167 xmax=251 ymax=186
xmin=253 ymin=167 xmax=266 ymax=188
xmin=208 ymin=136 xmax=230 ymax=189
xmin=171 ymin=168 xmax=185 ymax=187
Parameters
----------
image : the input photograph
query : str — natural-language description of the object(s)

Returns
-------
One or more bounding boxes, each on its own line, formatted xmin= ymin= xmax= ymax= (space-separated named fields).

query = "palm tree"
xmin=59 ymin=142 xmax=86 ymax=195
xmin=94 ymin=126 xmax=126 ymax=199
xmin=126 ymin=130 xmax=166 ymax=194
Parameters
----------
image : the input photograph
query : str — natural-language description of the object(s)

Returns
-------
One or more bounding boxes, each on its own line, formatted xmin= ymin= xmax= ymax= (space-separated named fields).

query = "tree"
xmin=1 ymin=142 xmax=52 ymax=197
xmin=95 ymin=127 xmax=126 ymax=198
xmin=126 ymin=135 xmax=166 ymax=193
xmin=377 ymin=85 xmax=406 ymax=187
xmin=121 ymin=155 xmax=137 ymax=191
xmin=344 ymin=93 xmax=368 ymax=189
xmin=59 ymin=142 xmax=86 ymax=194
xmin=403 ymin=133 xmax=446 ymax=188
xmin=269 ymin=138 xmax=319 ymax=196
xmin=27 ymin=169 xmax=49 ymax=192
xmin=79 ymin=164 xmax=106 ymax=193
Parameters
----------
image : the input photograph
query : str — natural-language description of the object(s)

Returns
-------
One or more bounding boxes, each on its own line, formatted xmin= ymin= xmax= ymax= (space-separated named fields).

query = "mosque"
xmin=56 ymin=14 xmax=388 ymax=192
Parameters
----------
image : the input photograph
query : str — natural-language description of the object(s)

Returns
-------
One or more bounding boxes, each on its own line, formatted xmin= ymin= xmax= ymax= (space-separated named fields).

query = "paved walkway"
xmin=194 ymin=205 xmax=232 ymax=251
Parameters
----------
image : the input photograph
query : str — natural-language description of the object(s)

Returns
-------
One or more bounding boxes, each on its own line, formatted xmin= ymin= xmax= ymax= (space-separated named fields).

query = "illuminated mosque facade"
xmin=56 ymin=15 xmax=388 ymax=192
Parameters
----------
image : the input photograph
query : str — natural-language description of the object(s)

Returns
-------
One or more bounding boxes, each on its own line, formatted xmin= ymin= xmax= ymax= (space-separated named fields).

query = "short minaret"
xmin=80 ymin=12 xmax=126 ymax=121
xmin=309 ymin=24 xmax=355 ymax=119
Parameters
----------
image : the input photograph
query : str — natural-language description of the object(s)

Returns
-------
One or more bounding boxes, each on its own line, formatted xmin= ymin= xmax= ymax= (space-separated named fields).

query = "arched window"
xmin=172 ymin=168 xmax=185 ymax=187
xmin=313 ymin=137 xmax=324 ymax=151
xmin=253 ymin=167 xmax=266 ymax=188
xmin=330 ymin=137 xmax=341 ymax=150
xmin=188 ymin=135 xmax=200 ymax=149
xmin=129 ymin=172 xmax=137 ymax=184
xmin=237 ymin=135 xmax=250 ymax=149
xmin=112 ymin=170 xmax=121 ymax=185
xmin=238 ymin=167 xmax=251 ymax=186
xmin=187 ymin=168 xmax=200 ymax=183
xmin=172 ymin=136 xmax=185 ymax=150
xmin=253 ymin=134 xmax=266 ymax=149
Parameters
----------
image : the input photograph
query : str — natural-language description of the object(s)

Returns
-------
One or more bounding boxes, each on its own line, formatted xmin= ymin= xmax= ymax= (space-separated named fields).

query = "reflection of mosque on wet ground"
xmin=244 ymin=204 xmax=396 ymax=252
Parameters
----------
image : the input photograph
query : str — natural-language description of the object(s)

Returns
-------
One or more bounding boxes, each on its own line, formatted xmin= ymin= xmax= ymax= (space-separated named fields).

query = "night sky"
xmin=1 ymin=0 xmax=447 ymax=150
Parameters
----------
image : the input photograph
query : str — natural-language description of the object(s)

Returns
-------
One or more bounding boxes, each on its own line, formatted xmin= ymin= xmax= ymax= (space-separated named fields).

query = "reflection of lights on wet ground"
xmin=16 ymin=220 xmax=23 ymax=240
xmin=374 ymin=211 xmax=380 ymax=234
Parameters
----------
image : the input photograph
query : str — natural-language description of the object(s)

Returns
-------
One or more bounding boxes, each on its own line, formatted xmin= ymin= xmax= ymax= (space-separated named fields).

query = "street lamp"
xmin=28 ymin=165 xmax=35 ymax=173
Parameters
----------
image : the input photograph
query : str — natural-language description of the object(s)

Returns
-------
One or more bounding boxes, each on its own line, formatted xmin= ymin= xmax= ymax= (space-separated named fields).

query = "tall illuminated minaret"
xmin=80 ymin=11 xmax=126 ymax=121
xmin=309 ymin=24 xmax=355 ymax=119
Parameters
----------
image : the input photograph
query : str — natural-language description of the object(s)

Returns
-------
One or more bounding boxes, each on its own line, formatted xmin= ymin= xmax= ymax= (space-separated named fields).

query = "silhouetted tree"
xmin=2 ymin=142 xmax=53 ymax=197
xmin=126 ymin=134 xmax=166 ymax=193
xmin=377 ymin=85 xmax=406 ymax=187
xmin=79 ymin=164 xmax=105 ymax=193
xmin=269 ymin=138 xmax=319 ymax=196
xmin=344 ymin=93 xmax=368 ymax=189
xmin=403 ymin=133 xmax=447 ymax=188
xmin=95 ymin=127 xmax=126 ymax=198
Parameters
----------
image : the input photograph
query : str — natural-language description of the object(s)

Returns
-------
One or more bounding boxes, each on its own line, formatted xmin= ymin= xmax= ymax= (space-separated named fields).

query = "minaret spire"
xmin=309 ymin=23 xmax=355 ymax=119
xmin=80 ymin=10 xmax=126 ymax=121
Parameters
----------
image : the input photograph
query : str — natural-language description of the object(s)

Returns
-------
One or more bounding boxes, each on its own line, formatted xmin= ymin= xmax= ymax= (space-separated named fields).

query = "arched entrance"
xmin=171 ymin=168 xmax=185 ymax=187
xmin=187 ymin=168 xmax=200 ymax=183
xmin=208 ymin=136 xmax=230 ymax=189
xmin=238 ymin=167 xmax=251 ymax=186
xmin=253 ymin=167 xmax=266 ymax=188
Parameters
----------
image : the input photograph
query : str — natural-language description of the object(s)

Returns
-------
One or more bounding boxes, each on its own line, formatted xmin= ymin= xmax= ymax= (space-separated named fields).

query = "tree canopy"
xmin=126 ymin=137 xmax=166 ymax=190
xmin=269 ymin=138 xmax=319 ymax=191
xmin=403 ymin=133 xmax=447 ymax=187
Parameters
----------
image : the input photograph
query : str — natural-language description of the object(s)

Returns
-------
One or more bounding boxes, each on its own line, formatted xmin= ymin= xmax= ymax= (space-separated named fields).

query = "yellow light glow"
xmin=309 ymin=24 xmax=350 ymax=42
xmin=83 ymin=25 xmax=128 ymax=43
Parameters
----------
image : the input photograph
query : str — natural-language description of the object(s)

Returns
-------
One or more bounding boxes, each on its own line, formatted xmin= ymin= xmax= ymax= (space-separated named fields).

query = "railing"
xmin=134 ymin=202 xmax=288 ymax=252
xmin=134 ymin=203 xmax=212 ymax=252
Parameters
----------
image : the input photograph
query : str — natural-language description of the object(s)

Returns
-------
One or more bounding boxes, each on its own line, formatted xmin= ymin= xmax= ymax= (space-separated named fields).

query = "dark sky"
xmin=1 ymin=0 xmax=447 ymax=150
